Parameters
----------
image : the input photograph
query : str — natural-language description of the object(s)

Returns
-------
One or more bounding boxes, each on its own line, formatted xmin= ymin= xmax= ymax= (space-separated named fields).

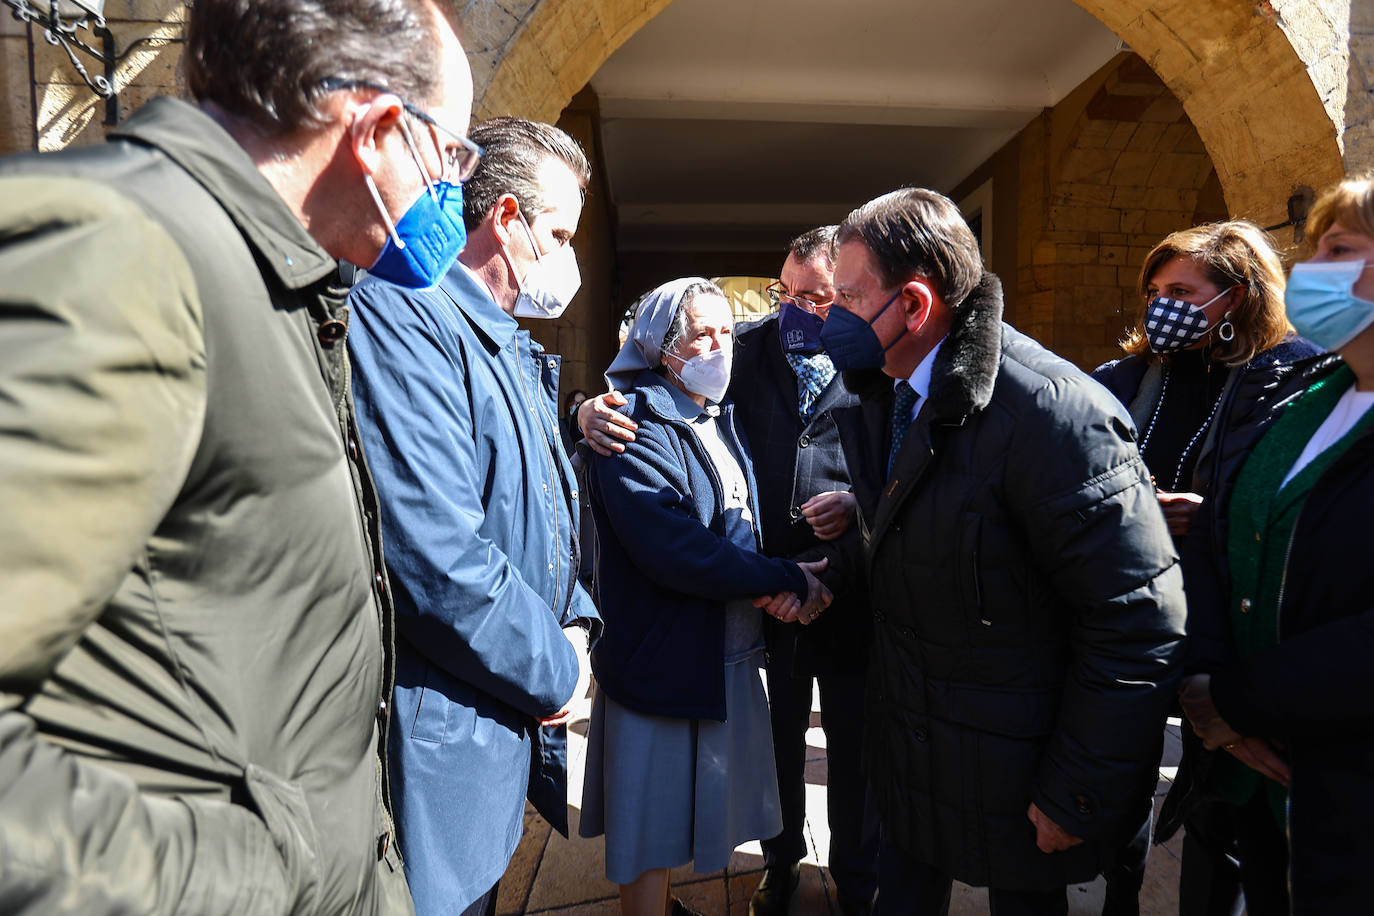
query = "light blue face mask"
xmin=1285 ymin=259 xmax=1374 ymax=351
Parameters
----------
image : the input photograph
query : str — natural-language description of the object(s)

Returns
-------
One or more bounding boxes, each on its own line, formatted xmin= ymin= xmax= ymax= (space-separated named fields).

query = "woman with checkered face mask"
xmin=1091 ymin=221 xmax=1321 ymax=916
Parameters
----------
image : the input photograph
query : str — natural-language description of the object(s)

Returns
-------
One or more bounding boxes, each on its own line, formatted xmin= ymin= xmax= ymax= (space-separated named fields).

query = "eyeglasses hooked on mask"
xmin=319 ymin=77 xmax=482 ymax=289
xmin=320 ymin=77 xmax=483 ymax=185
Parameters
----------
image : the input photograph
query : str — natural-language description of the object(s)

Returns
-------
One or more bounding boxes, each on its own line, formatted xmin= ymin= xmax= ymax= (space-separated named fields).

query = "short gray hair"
xmin=185 ymin=0 xmax=444 ymax=136
xmin=659 ymin=280 xmax=725 ymax=360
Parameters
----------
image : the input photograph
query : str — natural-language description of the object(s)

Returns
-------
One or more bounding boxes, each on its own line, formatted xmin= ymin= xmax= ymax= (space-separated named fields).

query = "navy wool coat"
xmin=582 ymin=371 xmax=807 ymax=721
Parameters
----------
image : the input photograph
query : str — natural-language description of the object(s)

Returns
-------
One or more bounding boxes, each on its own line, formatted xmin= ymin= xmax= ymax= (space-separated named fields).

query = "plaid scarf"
xmin=785 ymin=351 xmax=837 ymax=421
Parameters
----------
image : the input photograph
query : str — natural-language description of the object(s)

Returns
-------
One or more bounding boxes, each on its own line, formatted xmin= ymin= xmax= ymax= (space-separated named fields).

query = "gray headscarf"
xmin=604 ymin=276 xmax=712 ymax=391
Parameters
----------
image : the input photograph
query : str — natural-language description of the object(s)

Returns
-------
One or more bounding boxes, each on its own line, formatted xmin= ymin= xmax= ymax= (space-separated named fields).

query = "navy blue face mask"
xmin=778 ymin=301 xmax=825 ymax=353
xmin=819 ymin=289 xmax=906 ymax=371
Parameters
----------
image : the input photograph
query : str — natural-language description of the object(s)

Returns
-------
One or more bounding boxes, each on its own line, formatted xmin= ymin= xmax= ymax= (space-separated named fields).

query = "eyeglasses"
xmin=765 ymin=282 xmax=831 ymax=313
xmin=320 ymin=77 xmax=484 ymax=183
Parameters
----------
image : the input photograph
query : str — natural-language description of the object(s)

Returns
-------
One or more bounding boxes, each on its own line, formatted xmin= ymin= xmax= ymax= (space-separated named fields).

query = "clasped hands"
xmin=1178 ymin=673 xmax=1290 ymax=787
xmin=753 ymin=558 xmax=832 ymax=625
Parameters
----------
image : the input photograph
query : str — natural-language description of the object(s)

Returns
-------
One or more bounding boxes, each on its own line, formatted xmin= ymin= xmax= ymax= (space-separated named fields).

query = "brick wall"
xmin=4 ymin=0 xmax=186 ymax=154
xmin=1017 ymin=54 xmax=1228 ymax=370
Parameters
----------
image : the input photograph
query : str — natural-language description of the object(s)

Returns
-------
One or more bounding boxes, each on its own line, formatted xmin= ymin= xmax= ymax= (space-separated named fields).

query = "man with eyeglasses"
xmin=347 ymin=117 xmax=600 ymax=916
xmin=579 ymin=226 xmax=880 ymax=915
xmin=0 ymin=0 xmax=475 ymax=913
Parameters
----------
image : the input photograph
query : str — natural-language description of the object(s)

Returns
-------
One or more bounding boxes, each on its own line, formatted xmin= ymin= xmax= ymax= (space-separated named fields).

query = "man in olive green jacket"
xmin=0 ymin=0 xmax=474 ymax=911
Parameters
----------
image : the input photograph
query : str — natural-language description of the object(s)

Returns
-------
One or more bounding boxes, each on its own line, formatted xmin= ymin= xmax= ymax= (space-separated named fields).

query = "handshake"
xmin=752 ymin=558 xmax=833 ymax=625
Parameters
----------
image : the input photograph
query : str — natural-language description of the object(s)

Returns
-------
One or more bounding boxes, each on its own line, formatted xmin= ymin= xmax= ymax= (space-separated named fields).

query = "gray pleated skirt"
xmin=579 ymin=603 xmax=782 ymax=885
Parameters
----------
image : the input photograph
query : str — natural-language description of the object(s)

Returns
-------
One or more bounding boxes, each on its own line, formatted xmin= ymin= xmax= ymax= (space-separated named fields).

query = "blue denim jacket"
xmin=348 ymin=261 xmax=600 ymax=914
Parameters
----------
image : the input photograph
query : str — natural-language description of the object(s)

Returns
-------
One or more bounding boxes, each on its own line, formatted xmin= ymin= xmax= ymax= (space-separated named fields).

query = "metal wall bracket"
xmin=1265 ymin=186 xmax=1316 ymax=245
xmin=6 ymin=0 xmax=119 ymax=124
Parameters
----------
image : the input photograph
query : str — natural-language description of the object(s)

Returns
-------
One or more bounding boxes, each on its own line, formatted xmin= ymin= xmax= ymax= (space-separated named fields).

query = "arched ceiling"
xmin=585 ymin=0 xmax=1124 ymax=251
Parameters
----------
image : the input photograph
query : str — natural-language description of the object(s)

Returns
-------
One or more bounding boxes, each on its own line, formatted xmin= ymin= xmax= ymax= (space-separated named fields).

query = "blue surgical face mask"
xmin=1285 ymin=259 xmax=1374 ymax=352
xmin=363 ymin=119 xmax=467 ymax=289
xmin=778 ymin=301 xmax=825 ymax=354
xmin=818 ymin=289 xmax=906 ymax=371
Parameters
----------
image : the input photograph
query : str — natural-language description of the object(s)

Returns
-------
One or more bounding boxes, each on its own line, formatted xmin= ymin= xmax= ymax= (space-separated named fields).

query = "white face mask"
xmin=511 ymin=212 xmax=581 ymax=319
xmin=667 ymin=347 xmax=731 ymax=402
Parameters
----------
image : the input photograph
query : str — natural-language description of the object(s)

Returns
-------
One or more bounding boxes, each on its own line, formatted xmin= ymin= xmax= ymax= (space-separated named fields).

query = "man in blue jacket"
xmin=348 ymin=117 xmax=600 ymax=916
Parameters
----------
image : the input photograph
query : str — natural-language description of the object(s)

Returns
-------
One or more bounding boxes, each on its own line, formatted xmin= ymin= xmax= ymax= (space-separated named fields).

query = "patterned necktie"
xmin=785 ymin=352 xmax=837 ymax=421
xmin=888 ymin=380 xmax=918 ymax=476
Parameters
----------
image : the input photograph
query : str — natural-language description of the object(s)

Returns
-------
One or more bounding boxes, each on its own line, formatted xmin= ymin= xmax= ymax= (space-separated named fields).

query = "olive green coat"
xmin=0 ymin=98 xmax=412 ymax=915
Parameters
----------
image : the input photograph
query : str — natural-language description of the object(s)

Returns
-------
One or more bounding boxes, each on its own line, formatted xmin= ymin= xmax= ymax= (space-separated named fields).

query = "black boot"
xmin=749 ymin=863 xmax=801 ymax=916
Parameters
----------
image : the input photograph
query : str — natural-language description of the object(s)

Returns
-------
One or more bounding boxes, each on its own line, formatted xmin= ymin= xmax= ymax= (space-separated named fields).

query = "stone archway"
xmin=1072 ymin=0 xmax=1346 ymax=225
xmin=470 ymin=0 xmax=676 ymax=123
xmin=475 ymin=0 xmax=1347 ymax=226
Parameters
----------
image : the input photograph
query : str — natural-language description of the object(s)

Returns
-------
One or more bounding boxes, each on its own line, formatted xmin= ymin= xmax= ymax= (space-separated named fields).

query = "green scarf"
xmin=1215 ymin=364 xmax=1374 ymax=824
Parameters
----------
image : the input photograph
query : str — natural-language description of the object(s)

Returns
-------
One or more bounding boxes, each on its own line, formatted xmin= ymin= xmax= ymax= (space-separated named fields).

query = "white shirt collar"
xmin=895 ymin=336 xmax=946 ymax=402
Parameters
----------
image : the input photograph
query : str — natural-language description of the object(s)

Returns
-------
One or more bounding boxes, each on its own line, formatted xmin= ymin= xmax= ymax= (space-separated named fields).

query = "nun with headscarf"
xmin=578 ymin=277 xmax=829 ymax=915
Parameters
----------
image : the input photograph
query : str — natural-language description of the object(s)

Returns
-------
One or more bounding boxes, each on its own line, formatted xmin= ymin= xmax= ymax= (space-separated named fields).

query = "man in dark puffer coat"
xmin=792 ymin=188 xmax=1188 ymax=913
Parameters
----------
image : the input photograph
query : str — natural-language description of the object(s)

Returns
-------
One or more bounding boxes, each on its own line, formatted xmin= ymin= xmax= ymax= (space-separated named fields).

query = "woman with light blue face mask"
xmin=1171 ymin=175 xmax=1374 ymax=915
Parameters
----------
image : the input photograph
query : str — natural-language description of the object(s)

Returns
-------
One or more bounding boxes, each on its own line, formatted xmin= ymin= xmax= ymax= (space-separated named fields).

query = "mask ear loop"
xmin=396 ymin=115 xmax=440 ymax=204
xmin=357 ymin=100 xmax=424 ymax=250
xmin=516 ymin=209 xmax=545 ymax=263
xmin=364 ymin=174 xmax=404 ymax=249
xmin=1210 ymin=285 xmax=1240 ymax=342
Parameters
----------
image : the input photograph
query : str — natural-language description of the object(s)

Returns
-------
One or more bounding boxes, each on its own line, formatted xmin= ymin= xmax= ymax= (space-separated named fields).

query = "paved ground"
xmin=496 ymin=686 xmax=1186 ymax=915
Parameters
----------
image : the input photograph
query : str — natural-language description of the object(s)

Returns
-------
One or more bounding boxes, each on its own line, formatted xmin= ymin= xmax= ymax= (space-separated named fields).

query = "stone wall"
xmin=1343 ymin=0 xmax=1374 ymax=174
xmin=1016 ymin=54 xmax=1229 ymax=370
xmin=2 ymin=0 xmax=1366 ymax=376
xmin=2 ymin=0 xmax=185 ymax=154
xmin=1073 ymin=0 xmax=1344 ymax=227
xmin=0 ymin=10 xmax=33 ymax=155
xmin=468 ymin=0 xmax=672 ymax=122
xmin=520 ymin=88 xmax=619 ymax=402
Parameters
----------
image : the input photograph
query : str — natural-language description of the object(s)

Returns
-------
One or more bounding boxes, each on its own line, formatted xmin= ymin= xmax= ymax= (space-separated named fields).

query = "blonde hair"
xmin=1304 ymin=173 xmax=1374 ymax=251
xmin=1121 ymin=220 xmax=1293 ymax=366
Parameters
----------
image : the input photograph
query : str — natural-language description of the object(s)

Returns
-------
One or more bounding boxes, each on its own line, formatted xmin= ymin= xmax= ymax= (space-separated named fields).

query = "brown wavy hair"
xmin=1304 ymin=173 xmax=1374 ymax=250
xmin=1120 ymin=220 xmax=1293 ymax=366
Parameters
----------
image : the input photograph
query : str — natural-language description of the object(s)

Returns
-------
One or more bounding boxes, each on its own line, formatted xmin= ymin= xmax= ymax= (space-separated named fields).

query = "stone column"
xmin=1 ymin=13 xmax=35 ymax=155
xmin=1345 ymin=0 xmax=1374 ymax=173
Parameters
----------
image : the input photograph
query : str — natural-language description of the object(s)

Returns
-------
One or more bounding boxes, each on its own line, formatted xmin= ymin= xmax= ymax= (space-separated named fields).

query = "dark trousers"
xmin=459 ymin=880 xmax=499 ymax=916
xmin=1177 ymin=791 xmax=1288 ymax=916
xmin=875 ymin=837 xmax=1067 ymax=916
xmin=761 ymin=659 xmax=879 ymax=903
xmin=1099 ymin=802 xmax=1152 ymax=916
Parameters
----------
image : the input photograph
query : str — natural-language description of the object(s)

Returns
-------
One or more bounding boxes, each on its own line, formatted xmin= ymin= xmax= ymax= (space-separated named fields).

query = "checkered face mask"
xmin=1144 ymin=287 xmax=1232 ymax=353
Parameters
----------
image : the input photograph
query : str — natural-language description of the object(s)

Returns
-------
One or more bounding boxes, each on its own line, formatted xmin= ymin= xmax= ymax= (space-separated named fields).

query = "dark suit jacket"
xmin=823 ymin=274 xmax=1186 ymax=890
xmin=731 ymin=314 xmax=870 ymax=677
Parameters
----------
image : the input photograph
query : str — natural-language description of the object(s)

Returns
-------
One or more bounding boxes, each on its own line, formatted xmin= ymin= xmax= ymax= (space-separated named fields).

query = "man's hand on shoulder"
xmin=578 ymin=390 xmax=637 ymax=457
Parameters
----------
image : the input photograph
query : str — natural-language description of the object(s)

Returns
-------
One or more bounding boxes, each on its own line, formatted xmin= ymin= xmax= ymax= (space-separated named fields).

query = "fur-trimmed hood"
xmin=843 ymin=271 xmax=1005 ymax=421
